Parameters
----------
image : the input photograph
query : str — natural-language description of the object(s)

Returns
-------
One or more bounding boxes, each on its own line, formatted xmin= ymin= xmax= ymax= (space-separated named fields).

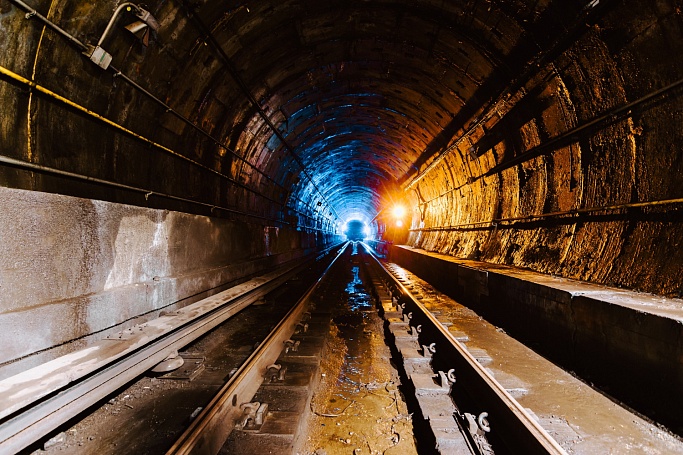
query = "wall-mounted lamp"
xmin=390 ymin=204 xmax=407 ymax=228
xmin=86 ymin=2 xmax=159 ymax=70
xmin=391 ymin=205 xmax=406 ymax=219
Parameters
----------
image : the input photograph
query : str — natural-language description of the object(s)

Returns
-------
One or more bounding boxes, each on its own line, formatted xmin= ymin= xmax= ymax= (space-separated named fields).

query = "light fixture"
xmin=392 ymin=205 xmax=406 ymax=219
xmin=86 ymin=2 xmax=160 ymax=70
xmin=396 ymin=220 xmax=403 ymax=227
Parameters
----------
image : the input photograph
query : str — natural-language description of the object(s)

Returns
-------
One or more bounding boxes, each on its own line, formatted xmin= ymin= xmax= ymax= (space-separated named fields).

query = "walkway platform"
xmin=388 ymin=245 xmax=683 ymax=435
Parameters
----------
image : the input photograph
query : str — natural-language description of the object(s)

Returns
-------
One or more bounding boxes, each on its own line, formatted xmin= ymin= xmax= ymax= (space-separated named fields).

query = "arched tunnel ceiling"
xmin=172 ymin=0 xmax=586 ymax=224
xmin=2 ymin=0 xmax=682 ymax=294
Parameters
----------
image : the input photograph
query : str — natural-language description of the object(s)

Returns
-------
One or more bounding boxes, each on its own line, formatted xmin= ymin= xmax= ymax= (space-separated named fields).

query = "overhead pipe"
xmin=410 ymin=197 xmax=683 ymax=232
xmin=0 ymin=64 xmax=328 ymax=226
xmin=0 ymin=154 xmax=333 ymax=233
xmin=179 ymin=0 xmax=341 ymax=222
xmin=0 ymin=64 xmax=276 ymax=207
xmin=0 ymin=153 xmax=280 ymax=224
xmin=8 ymin=0 xmax=305 ymax=211
xmin=402 ymin=0 xmax=613 ymax=191
xmin=6 ymin=1 xmax=328 ymax=226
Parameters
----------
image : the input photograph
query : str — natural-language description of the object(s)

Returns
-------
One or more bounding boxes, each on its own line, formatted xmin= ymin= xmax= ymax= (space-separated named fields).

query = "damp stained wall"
xmin=0 ymin=186 xmax=332 ymax=379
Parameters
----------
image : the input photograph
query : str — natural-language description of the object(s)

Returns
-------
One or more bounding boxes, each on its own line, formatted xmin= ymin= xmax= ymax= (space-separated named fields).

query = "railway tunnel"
xmin=1 ymin=0 xmax=682 ymax=453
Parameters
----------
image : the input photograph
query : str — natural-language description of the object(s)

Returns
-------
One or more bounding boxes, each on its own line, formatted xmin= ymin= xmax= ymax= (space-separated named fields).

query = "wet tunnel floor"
xmin=21 ymin=243 xmax=683 ymax=454
xmin=302 ymin=243 xmax=418 ymax=455
xmin=28 ymin=258 xmax=333 ymax=455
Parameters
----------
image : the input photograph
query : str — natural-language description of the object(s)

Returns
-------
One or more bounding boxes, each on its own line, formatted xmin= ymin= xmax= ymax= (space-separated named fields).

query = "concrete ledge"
xmin=389 ymin=245 xmax=683 ymax=433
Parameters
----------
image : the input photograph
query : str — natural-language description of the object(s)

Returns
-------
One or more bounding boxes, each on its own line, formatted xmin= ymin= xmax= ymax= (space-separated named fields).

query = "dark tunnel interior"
xmin=1 ymin=0 xmax=683 ymax=444
xmin=2 ymin=0 xmax=682 ymax=293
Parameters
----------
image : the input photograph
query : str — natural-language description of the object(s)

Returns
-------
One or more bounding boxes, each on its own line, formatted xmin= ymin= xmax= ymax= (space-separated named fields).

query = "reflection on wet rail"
xmin=169 ymin=241 xmax=566 ymax=454
xmin=363 ymin=243 xmax=566 ymax=454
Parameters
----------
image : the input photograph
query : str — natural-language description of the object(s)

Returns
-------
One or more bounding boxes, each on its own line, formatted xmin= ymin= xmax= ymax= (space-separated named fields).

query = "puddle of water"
xmin=345 ymin=266 xmax=372 ymax=312
xmin=304 ymin=249 xmax=418 ymax=454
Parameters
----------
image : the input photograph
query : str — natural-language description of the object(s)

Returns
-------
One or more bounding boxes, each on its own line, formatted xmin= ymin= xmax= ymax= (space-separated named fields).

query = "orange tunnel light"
xmin=392 ymin=205 xmax=406 ymax=218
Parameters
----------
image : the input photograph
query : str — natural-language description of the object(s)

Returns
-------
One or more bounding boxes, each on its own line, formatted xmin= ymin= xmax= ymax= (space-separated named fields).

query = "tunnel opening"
xmin=343 ymin=219 xmax=369 ymax=242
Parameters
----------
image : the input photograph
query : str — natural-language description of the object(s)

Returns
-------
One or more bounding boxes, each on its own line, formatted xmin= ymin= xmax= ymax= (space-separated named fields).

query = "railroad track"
xmin=167 ymin=244 xmax=346 ymax=455
xmin=363 ymin=247 xmax=566 ymax=455
xmin=168 ymin=242 xmax=566 ymax=454
xmin=7 ymin=241 xmax=676 ymax=454
xmin=0 ymin=245 xmax=342 ymax=455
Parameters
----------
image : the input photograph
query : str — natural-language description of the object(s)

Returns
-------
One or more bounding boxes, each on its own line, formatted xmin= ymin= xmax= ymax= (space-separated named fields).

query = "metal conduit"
xmin=8 ymin=0 xmax=322 ymax=222
xmin=402 ymin=0 xmax=612 ymax=191
xmin=0 ymin=63 xmax=328 ymax=226
xmin=110 ymin=66 xmax=322 ymax=220
xmin=417 ymin=73 xmax=683 ymax=207
xmin=0 ymin=153 xmax=335 ymax=233
xmin=179 ymin=0 xmax=341 ymax=222
xmin=0 ymin=154 xmax=270 ymax=223
xmin=480 ymin=76 xmax=683 ymax=178
xmin=410 ymin=197 xmax=683 ymax=232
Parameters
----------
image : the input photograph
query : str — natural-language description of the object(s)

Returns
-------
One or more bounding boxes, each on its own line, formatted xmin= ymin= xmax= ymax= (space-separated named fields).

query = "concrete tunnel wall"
xmin=0 ymin=0 xmax=345 ymax=377
xmin=0 ymin=186 xmax=335 ymax=379
xmin=0 ymin=0 xmax=682 ymax=382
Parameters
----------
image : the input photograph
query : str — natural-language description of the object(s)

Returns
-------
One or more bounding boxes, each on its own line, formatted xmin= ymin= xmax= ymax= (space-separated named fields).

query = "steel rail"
xmin=167 ymin=242 xmax=349 ymax=455
xmin=365 ymin=249 xmax=567 ymax=454
xmin=0 ymin=246 xmax=339 ymax=454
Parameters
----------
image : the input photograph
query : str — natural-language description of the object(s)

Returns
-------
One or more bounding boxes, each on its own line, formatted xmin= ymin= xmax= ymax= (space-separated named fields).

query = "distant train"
xmin=344 ymin=219 xmax=367 ymax=241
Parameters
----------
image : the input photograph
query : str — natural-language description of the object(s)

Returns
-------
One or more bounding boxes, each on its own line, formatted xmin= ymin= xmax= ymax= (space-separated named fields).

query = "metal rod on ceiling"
xmin=418 ymin=74 xmax=683 ymax=207
xmin=8 ymin=0 xmax=299 ymax=207
xmin=0 ymin=154 xmax=282 ymax=224
xmin=96 ymin=2 xmax=147 ymax=47
xmin=0 ymin=63 xmax=328 ymax=225
xmin=179 ymin=0 xmax=341 ymax=222
xmin=410 ymin=197 xmax=683 ymax=232
xmin=401 ymin=0 xmax=613 ymax=191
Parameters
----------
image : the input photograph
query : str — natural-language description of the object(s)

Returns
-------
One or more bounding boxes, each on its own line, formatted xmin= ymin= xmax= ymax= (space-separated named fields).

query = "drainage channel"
xmin=171 ymin=241 xmax=420 ymax=455
xmin=301 ymin=241 xmax=419 ymax=455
